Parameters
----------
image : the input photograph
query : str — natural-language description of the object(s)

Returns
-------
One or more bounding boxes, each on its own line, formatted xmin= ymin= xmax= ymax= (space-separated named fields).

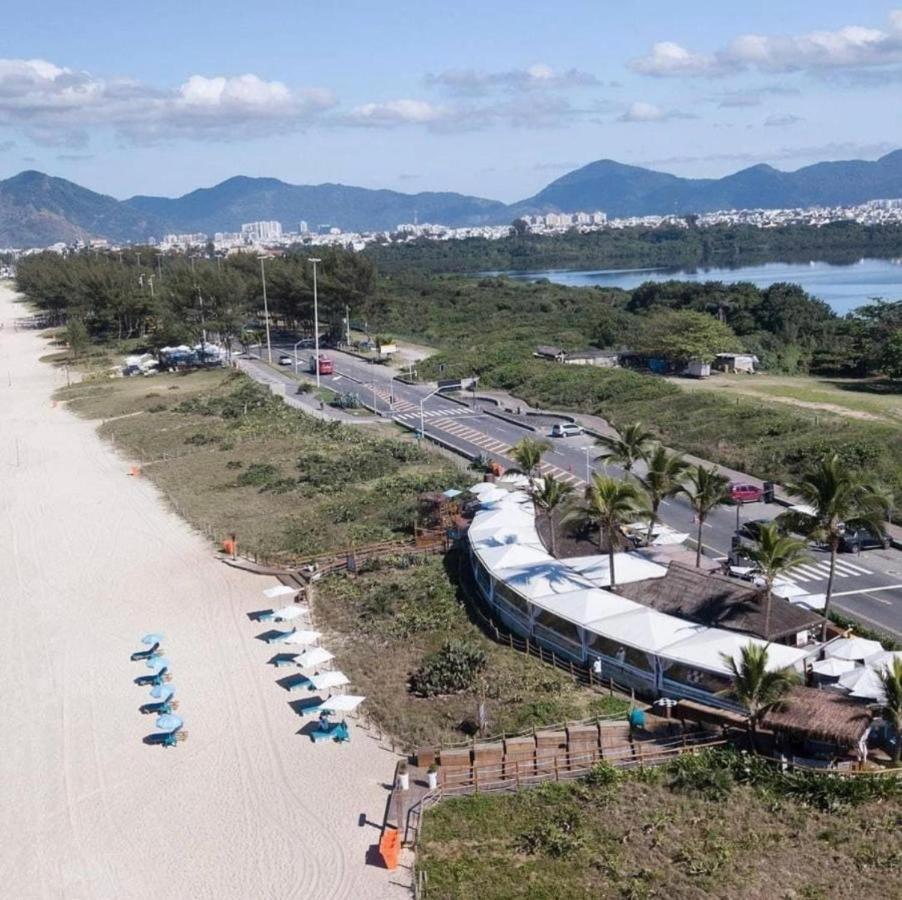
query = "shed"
xmin=714 ymin=353 xmax=758 ymax=374
xmin=761 ymin=686 xmax=872 ymax=748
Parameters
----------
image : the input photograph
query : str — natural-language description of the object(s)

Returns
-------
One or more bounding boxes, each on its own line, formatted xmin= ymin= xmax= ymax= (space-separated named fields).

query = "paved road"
xmin=268 ymin=344 xmax=902 ymax=639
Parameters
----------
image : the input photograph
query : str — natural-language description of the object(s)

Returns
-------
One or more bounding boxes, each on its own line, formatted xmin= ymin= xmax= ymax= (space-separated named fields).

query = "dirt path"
xmin=0 ymin=285 xmax=406 ymax=899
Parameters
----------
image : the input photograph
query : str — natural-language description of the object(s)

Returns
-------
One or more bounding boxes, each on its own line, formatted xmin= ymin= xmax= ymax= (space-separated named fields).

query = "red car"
xmin=729 ymin=482 xmax=763 ymax=504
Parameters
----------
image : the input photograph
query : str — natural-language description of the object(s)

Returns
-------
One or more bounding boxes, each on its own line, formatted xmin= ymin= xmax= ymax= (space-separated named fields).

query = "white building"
xmin=240 ymin=221 xmax=283 ymax=242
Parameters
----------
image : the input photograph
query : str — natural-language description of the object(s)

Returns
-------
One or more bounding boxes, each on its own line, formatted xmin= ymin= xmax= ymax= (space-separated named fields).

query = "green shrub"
xmin=410 ymin=639 xmax=487 ymax=696
xmin=516 ymin=810 xmax=585 ymax=859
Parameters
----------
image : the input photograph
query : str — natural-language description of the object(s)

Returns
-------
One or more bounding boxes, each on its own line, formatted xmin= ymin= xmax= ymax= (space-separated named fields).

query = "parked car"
xmin=735 ymin=518 xmax=784 ymax=542
xmin=550 ymin=422 xmax=583 ymax=438
xmin=729 ymin=482 xmax=764 ymax=504
xmin=839 ymin=525 xmax=891 ymax=553
xmin=278 ymin=355 xmax=293 ymax=366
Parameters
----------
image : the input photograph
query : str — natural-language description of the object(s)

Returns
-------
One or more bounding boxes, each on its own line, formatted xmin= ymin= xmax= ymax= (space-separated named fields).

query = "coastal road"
xmin=267 ymin=343 xmax=902 ymax=639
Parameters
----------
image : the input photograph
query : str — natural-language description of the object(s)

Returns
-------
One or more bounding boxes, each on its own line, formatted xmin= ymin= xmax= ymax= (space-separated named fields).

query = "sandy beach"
xmin=0 ymin=284 xmax=406 ymax=899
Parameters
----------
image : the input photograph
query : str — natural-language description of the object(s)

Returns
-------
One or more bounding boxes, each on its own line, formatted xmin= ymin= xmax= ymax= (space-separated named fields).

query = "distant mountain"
xmin=0 ymin=171 xmax=160 ymax=247
xmin=510 ymin=150 xmax=902 ymax=218
xmin=3 ymin=150 xmax=902 ymax=247
xmin=125 ymin=176 xmax=506 ymax=234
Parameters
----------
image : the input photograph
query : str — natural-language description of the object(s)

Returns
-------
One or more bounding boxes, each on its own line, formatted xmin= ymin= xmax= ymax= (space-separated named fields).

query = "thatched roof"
xmin=615 ymin=562 xmax=823 ymax=642
xmin=762 ymin=686 xmax=872 ymax=746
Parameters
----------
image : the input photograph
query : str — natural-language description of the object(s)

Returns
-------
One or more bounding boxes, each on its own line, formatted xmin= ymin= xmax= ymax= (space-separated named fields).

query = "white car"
xmin=278 ymin=355 xmax=293 ymax=366
xmin=550 ymin=422 xmax=583 ymax=438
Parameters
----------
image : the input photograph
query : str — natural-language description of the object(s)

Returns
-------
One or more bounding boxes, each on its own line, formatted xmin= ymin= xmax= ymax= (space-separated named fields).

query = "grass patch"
xmin=57 ymin=369 xmax=469 ymax=560
xmin=417 ymin=749 xmax=902 ymax=899
xmin=313 ymin=555 xmax=628 ymax=750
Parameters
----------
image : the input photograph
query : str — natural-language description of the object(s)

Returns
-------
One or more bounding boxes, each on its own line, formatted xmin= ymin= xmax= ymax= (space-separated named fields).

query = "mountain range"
xmin=2 ymin=150 xmax=902 ymax=247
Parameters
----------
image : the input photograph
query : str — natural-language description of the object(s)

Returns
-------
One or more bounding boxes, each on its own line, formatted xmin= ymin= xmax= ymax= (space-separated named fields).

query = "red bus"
xmin=310 ymin=354 xmax=334 ymax=375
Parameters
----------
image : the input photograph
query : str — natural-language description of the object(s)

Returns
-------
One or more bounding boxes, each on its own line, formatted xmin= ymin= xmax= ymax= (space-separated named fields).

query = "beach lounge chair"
xmin=282 ymin=674 xmax=314 ymax=692
xmin=136 ymin=667 xmax=172 ymax=687
xmin=131 ymin=641 xmax=163 ymax=661
xmin=310 ymin=719 xmax=350 ymax=743
xmin=140 ymin=697 xmax=179 ymax=715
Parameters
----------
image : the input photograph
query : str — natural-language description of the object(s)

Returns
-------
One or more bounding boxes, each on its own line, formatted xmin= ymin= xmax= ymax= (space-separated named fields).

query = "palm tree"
xmin=744 ymin=523 xmax=810 ymax=640
xmin=681 ymin=465 xmax=731 ymax=568
xmin=784 ymin=454 xmax=890 ymax=640
xmin=508 ymin=437 xmax=552 ymax=482
xmin=595 ymin=421 xmax=656 ymax=474
xmin=564 ymin=474 xmax=645 ymax=588
xmin=532 ymin=473 xmax=574 ymax=557
xmin=636 ymin=444 xmax=688 ymax=544
xmin=722 ymin=642 xmax=798 ymax=753
xmin=876 ymin=658 xmax=902 ymax=765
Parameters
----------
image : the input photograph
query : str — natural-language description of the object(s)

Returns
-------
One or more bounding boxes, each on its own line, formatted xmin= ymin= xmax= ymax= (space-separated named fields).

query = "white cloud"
xmin=618 ymin=101 xmax=692 ymax=123
xmin=631 ymin=11 xmax=902 ymax=77
xmin=347 ymin=99 xmax=446 ymax=125
xmin=0 ymin=58 xmax=335 ymax=145
xmin=425 ymin=64 xmax=598 ymax=96
xmin=763 ymin=114 xmax=803 ymax=127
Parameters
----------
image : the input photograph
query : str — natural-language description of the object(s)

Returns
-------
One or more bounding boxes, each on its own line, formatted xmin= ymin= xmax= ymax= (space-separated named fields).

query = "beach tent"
xmin=264 ymin=584 xmax=296 ymax=599
xmin=493 ymin=559 xmax=596 ymax=600
xmin=660 ymin=629 xmax=809 ymax=677
xmin=533 ymin=588 xmax=641 ymax=627
xmin=825 ymin=637 xmax=884 ymax=661
xmin=594 ymin=608 xmax=706 ymax=654
xmin=476 ymin=543 xmax=548 ymax=571
xmin=565 ymin=553 xmax=668 ymax=588
xmin=296 ymin=647 xmax=334 ymax=669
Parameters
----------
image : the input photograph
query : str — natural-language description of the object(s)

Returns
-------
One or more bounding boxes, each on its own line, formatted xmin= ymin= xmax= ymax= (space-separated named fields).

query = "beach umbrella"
xmin=296 ymin=647 xmax=334 ymax=669
xmin=146 ymin=657 xmax=171 ymax=672
xmin=273 ymin=605 xmax=305 ymax=622
xmin=150 ymin=684 xmax=175 ymax=701
xmin=142 ymin=633 xmax=164 ymax=645
xmin=824 ymin=637 xmax=884 ymax=661
xmin=263 ymin=585 xmax=295 ymax=599
xmin=838 ymin=665 xmax=885 ymax=695
xmin=865 ymin=650 xmax=902 ymax=670
xmin=317 ymin=694 xmax=365 ymax=714
xmin=811 ymin=657 xmax=855 ymax=678
xmin=284 ymin=630 xmax=321 ymax=647
xmin=155 ymin=714 xmax=183 ymax=732
xmin=308 ymin=671 xmax=350 ymax=691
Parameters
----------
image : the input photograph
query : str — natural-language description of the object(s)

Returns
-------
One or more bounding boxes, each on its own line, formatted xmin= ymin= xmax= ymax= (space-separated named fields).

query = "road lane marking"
xmin=831 ymin=583 xmax=902 ymax=597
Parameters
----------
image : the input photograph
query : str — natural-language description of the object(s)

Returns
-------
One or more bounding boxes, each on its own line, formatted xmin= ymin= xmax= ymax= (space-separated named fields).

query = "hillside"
xmin=125 ymin=176 xmax=506 ymax=234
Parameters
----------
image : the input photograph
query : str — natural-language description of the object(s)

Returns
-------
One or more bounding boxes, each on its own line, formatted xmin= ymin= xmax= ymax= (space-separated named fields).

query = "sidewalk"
xmin=470 ymin=388 xmax=902 ymax=548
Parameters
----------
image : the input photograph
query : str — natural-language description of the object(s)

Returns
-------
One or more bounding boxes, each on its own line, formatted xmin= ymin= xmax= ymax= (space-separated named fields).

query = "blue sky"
xmin=2 ymin=1 xmax=901 ymax=201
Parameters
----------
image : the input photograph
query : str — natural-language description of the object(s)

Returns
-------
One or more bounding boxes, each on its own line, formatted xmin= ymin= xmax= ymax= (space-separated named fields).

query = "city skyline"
xmin=2 ymin=2 xmax=902 ymax=201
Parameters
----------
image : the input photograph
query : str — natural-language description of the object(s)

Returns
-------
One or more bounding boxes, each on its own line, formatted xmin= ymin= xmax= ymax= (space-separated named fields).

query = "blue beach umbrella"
xmin=155 ymin=714 xmax=183 ymax=732
xmin=142 ymin=633 xmax=164 ymax=645
xmin=146 ymin=657 xmax=171 ymax=672
xmin=150 ymin=684 xmax=175 ymax=701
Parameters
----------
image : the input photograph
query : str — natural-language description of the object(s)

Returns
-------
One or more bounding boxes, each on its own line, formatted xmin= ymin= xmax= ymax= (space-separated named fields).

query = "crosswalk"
xmin=429 ymin=417 xmax=514 ymax=456
xmin=784 ymin=557 xmax=873 ymax=584
xmin=394 ymin=406 xmax=477 ymax=422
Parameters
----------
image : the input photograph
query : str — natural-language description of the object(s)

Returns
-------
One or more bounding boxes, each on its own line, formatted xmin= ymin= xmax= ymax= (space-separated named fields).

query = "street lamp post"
xmin=293 ymin=338 xmax=305 ymax=375
xmin=308 ymin=258 xmax=322 ymax=389
xmin=581 ymin=446 xmax=594 ymax=485
xmin=419 ymin=385 xmax=443 ymax=442
xmin=259 ymin=256 xmax=272 ymax=364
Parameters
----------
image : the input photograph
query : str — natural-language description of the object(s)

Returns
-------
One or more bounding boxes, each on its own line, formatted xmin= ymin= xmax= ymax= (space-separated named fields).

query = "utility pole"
xmin=308 ymin=258 xmax=322 ymax=388
xmin=157 ymin=254 xmax=163 ymax=282
xmin=259 ymin=255 xmax=273 ymax=364
xmin=345 ymin=304 xmax=351 ymax=347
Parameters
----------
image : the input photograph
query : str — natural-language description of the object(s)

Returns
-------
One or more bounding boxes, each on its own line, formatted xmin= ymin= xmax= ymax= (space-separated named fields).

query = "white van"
xmin=550 ymin=422 xmax=583 ymax=438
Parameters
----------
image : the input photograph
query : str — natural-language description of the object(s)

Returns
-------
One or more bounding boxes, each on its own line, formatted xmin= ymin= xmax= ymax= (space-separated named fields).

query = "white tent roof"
xmin=811 ymin=657 xmax=856 ymax=677
xmin=308 ymin=670 xmax=350 ymax=690
xmin=317 ymin=694 xmax=365 ymax=713
xmin=660 ymin=629 xmax=809 ymax=677
xmin=498 ymin=473 xmax=531 ymax=488
xmin=531 ymin=589 xmax=642 ymax=627
xmin=566 ymin=553 xmax=668 ymax=588
xmin=588 ymin=607 xmax=705 ymax=653
xmin=273 ymin=605 xmax=305 ymax=621
xmin=469 ymin=482 xmax=500 ymax=497
xmin=470 ymin=526 xmax=543 ymax=551
xmin=263 ymin=584 xmax=296 ymax=599
xmin=468 ymin=507 xmax=535 ymax=537
xmin=477 ymin=487 xmax=512 ymax=505
xmin=838 ymin=665 xmax=887 ymax=701
xmin=283 ymin=630 xmax=321 ymax=646
xmin=296 ymin=647 xmax=334 ymax=669
xmin=494 ymin=560 xmax=596 ymax=600
xmin=477 ymin=543 xmax=549 ymax=571
xmin=825 ymin=637 xmax=884 ymax=661
xmin=865 ymin=650 xmax=902 ymax=669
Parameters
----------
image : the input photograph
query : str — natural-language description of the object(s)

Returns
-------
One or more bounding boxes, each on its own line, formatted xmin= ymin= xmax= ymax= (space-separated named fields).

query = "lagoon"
xmin=497 ymin=258 xmax=902 ymax=315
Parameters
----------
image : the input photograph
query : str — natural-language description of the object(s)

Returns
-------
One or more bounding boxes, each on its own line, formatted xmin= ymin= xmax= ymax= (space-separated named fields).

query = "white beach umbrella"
xmin=824 ymin=637 xmax=884 ymax=661
xmin=864 ymin=650 xmax=902 ymax=670
xmin=308 ymin=671 xmax=350 ymax=691
xmin=317 ymin=694 xmax=365 ymax=714
xmin=811 ymin=657 xmax=856 ymax=678
xmin=263 ymin=584 xmax=296 ymax=599
xmin=273 ymin=605 xmax=305 ymax=621
xmin=296 ymin=647 xmax=334 ymax=669
xmin=837 ymin=665 xmax=887 ymax=700
xmin=283 ymin=630 xmax=321 ymax=647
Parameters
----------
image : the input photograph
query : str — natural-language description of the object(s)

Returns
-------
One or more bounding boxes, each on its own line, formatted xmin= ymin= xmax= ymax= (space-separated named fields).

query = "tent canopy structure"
xmin=811 ymin=657 xmax=856 ymax=677
xmin=533 ymin=588 xmax=641 ymax=627
xmin=296 ymin=647 xmax=334 ymax=669
xmin=477 ymin=543 xmax=549 ymax=571
xmin=308 ymin=671 xmax=350 ymax=691
xmin=591 ymin=607 xmax=705 ymax=654
xmin=316 ymin=694 xmax=365 ymax=713
xmin=566 ymin=553 xmax=668 ymax=588
xmin=263 ymin=584 xmax=296 ymax=599
xmin=660 ymin=629 xmax=808 ymax=677
xmin=494 ymin=560 xmax=597 ymax=601
xmin=273 ymin=605 xmax=305 ymax=621
xmin=283 ymin=630 xmax=321 ymax=646
xmin=838 ymin=664 xmax=888 ymax=701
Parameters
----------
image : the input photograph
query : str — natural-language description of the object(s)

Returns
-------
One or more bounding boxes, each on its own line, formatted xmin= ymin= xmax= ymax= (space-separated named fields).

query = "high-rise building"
xmin=240 ymin=221 xmax=283 ymax=242
xmin=299 ymin=220 xmax=309 ymax=234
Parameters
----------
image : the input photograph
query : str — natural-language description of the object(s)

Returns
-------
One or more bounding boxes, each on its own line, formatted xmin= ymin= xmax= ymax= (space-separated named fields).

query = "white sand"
xmin=0 ymin=285 xmax=407 ymax=899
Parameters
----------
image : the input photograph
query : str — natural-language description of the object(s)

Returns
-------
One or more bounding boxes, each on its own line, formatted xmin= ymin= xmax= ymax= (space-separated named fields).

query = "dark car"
xmin=839 ymin=526 xmax=891 ymax=553
xmin=735 ymin=518 xmax=784 ymax=542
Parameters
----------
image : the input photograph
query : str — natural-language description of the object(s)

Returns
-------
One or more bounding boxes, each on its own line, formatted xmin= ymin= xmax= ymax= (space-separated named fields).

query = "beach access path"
xmin=0 ymin=284 xmax=406 ymax=900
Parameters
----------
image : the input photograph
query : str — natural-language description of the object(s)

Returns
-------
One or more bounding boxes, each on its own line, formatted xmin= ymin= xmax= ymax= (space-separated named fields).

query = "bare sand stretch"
xmin=0 ymin=285 xmax=406 ymax=899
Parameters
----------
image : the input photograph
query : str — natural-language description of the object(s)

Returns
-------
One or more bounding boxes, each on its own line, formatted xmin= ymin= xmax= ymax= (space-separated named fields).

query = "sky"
xmin=1 ymin=1 xmax=901 ymax=202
